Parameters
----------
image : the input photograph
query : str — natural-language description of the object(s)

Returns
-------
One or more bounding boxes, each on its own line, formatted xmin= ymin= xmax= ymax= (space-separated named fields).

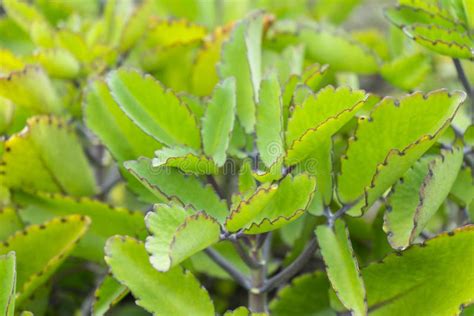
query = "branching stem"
xmin=453 ymin=58 xmax=474 ymax=123
xmin=204 ymin=248 xmax=250 ymax=289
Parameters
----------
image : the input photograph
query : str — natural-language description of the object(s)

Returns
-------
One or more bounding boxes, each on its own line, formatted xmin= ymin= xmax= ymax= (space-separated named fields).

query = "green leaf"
xmin=256 ymin=72 xmax=284 ymax=168
xmin=32 ymin=49 xmax=80 ymax=79
xmin=337 ymin=90 xmax=465 ymax=215
xmin=384 ymin=147 xmax=463 ymax=249
xmin=202 ymin=78 xmax=236 ymax=167
xmin=0 ymin=66 xmax=62 ymax=114
xmin=224 ymin=306 xmax=266 ymax=315
xmin=152 ymin=147 xmax=220 ymax=175
xmin=107 ymin=68 xmax=201 ymax=149
xmin=363 ymin=225 xmax=474 ymax=316
xmin=226 ymin=174 xmax=316 ymax=234
xmin=450 ymin=166 xmax=474 ymax=207
xmin=125 ymin=158 xmax=228 ymax=222
xmin=142 ymin=18 xmax=207 ymax=48
xmin=14 ymin=191 xmax=147 ymax=263
xmin=218 ymin=11 xmax=263 ymax=133
xmin=0 ymin=207 xmax=23 ymax=241
xmin=298 ymin=23 xmax=379 ymax=74
xmin=380 ymin=52 xmax=431 ymax=90
xmin=464 ymin=0 xmax=474 ymax=30
xmin=0 ymin=215 xmax=90 ymax=305
xmin=286 ymin=86 xmax=367 ymax=166
xmin=92 ymin=275 xmax=129 ymax=316
xmin=403 ymin=24 xmax=474 ymax=59
xmin=238 ymin=159 xmax=257 ymax=196
xmin=0 ymin=116 xmax=98 ymax=196
xmin=118 ymin=0 xmax=153 ymax=52
xmin=84 ymin=79 xmax=162 ymax=163
xmin=252 ymin=157 xmax=284 ymax=183
xmin=105 ymin=235 xmax=215 ymax=316
xmin=270 ymin=272 xmax=335 ymax=316
xmin=145 ymin=203 xmax=220 ymax=272
xmin=315 ymin=220 xmax=366 ymax=316
xmin=2 ymin=0 xmax=48 ymax=33
xmin=0 ymin=251 xmax=16 ymax=316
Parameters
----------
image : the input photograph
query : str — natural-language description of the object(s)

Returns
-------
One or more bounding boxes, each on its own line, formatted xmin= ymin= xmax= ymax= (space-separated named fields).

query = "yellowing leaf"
xmin=143 ymin=18 xmax=207 ymax=48
xmin=107 ymin=68 xmax=202 ymax=149
xmin=152 ymin=147 xmax=220 ymax=175
xmin=105 ymin=236 xmax=215 ymax=316
xmin=201 ymin=78 xmax=236 ymax=167
xmin=338 ymin=90 xmax=465 ymax=215
xmin=0 ymin=215 xmax=90 ymax=305
xmin=226 ymin=174 xmax=316 ymax=234
xmin=145 ymin=203 xmax=220 ymax=272
xmin=32 ymin=49 xmax=80 ymax=79
xmin=315 ymin=220 xmax=366 ymax=316
xmin=0 ymin=116 xmax=98 ymax=196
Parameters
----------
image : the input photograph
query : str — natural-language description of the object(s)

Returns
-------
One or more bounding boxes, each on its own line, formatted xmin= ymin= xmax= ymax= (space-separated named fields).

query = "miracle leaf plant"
xmin=0 ymin=0 xmax=473 ymax=315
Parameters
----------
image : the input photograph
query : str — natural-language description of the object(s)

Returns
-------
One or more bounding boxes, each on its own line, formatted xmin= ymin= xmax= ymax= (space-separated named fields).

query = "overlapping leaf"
xmin=0 ymin=116 xmax=98 ymax=196
xmin=0 ymin=251 xmax=16 ymax=316
xmin=0 ymin=215 xmax=89 ymax=305
xmin=226 ymin=174 xmax=316 ymax=234
xmin=338 ymin=90 xmax=465 ymax=215
xmin=315 ymin=220 xmax=366 ymax=316
xmin=14 ymin=191 xmax=146 ymax=262
xmin=0 ymin=208 xmax=23 ymax=240
xmin=105 ymin=236 xmax=215 ymax=316
xmin=145 ymin=203 xmax=220 ymax=272
xmin=92 ymin=275 xmax=128 ymax=316
xmin=380 ymin=52 xmax=430 ymax=90
xmin=384 ymin=147 xmax=463 ymax=249
xmin=0 ymin=67 xmax=62 ymax=114
xmin=107 ymin=68 xmax=201 ymax=149
xmin=218 ymin=11 xmax=264 ymax=133
xmin=152 ymin=147 xmax=220 ymax=175
xmin=286 ymin=86 xmax=367 ymax=165
xmin=125 ymin=158 xmax=228 ymax=222
xmin=363 ymin=225 xmax=474 ymax=315
xmin=201 ymin=78 xmax=236 ymax=167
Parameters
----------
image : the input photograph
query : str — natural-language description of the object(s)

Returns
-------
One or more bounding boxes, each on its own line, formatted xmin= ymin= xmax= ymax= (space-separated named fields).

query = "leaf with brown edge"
xmin=105 ymin=235 xmax=215 ymax=316
xmin=285 ymin=86 xmax=368 ymax=166
xmin=0 ymin=207 xmax=23 ymax=241
xmin=225 ymin=173 xmax=316 ymax=234
xmin=14 ymin=191 xmax=147 ymax=263
xmin=337 ymin=90 xmax=465 ymax=216
xmin=0 ymin=116 xmax=98 ymax=197
xmin=0 ymin=66 xmax=62 ymax=114
xmin=125 ymin=158 xmax=228 ymax=223
xmin=0 ymin=215 xmax=90 ymax=305
xmin=145 ymin=203 xmax=220 ymax=272
xmin=403 ymin=24 xmax=474 ymax=59
xmin=0 ymin=251 xmax=15 ymax=316
xmin=152 ymin=147 xmax=220 ymax=175
xmin=107 ymin=68 xmax=202 ymax=150
xmin=363 ymin=225 xmax=474 ymax=316
xmin=92 ymin=275 xmax=128 ymax=316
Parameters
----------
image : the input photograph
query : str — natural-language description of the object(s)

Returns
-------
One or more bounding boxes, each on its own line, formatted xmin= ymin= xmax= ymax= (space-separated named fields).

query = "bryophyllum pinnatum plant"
xmin=0 ymin=0 xmax=473 ymax=315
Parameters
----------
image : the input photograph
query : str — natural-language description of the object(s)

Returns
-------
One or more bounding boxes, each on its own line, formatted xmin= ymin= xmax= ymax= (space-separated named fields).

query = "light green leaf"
xmin=450 ymin=166 xmax=474 ymax=207
xmin=145 ymin=203 xmax=220 ymax=272
xmin=363 ymin=225 xmax=474 ymax=316
xmin=0 ymin=66 xmax=62 ymax=114
xmin=107 ymin=68 xmax=201 ymax=149
xmin=0 ymin=116 xmax=98 ymax=196
xmin=286 ymin=86 xmax=367 ymax=166
xmin=118 ymin=0 xmax=153 ymax=52
xmin=92 ymin=275 xmax=129 ymax=316
xmin=403 ymin=24 xmax=474 ymax=59
xmin=238 ymin=159 xmax=257 ymax=196
xmin=0 ymin=215 xmax=90 ymax=305
xmin=298 ymin=24 xmax=379 ymax=74
xmin=270 ymin=272 xmax=335 ymax=316
xmin=0 ymin=208 xmax=23 ymax=241
xmin=315 ymin=220 xmax=366 ymax=316
xmin=338 ymin=90 xmax=465 ymax=215
xmin=142 ymin=18 xmax=207 ymax=48
xmin=385 ymin=147 xmax=463 ymax=249
xmin=152 ymin=147 xmax=220 ymax=175
xmin=2 ymin=0 xmax=48 ymax=33
xmin=252 ymin=157 xmax=284 ymax=183
xmin=380 ymin=52 xmax=431 ymax=90
xmin=202 ymin=78 xmax=236 ymax=167
xmin=105 ymin=235 xmax=215 ymax=316
xmin=32 ymin=49 xmax=80 ymax=79
xmin=464 ymin=0 xmax=474 ymax=30
xmin=257 ymin=73 xmax=284 ymax=168
xmin=224 ymin=306 xmax=266 ymax=315
xmin=15 ymin=191 xmax=146 ymax=263
xmin=84 ymin=79 xmax=162 ymax=163
xmin=0 ymin=251 xmax=16 ymax=316
xmin=218 ymin=11 xmax=263 ymax=133
xmin=226 ymin=174 xmax=316 ymax=234
xmin=125 ymin=158 xmax=228 ymax=222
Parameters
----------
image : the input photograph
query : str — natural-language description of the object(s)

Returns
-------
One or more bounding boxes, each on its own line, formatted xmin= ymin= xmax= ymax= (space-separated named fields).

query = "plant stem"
xmin=452 ymin=58 xmax=474 ymax=123
xmin=260 ymin=237 xmax=317 ymax=293
xmin=248 ymin=238 xmax=268 ymax=313
xmin=233 ymin=240 xmax=262 ymax=269
xmin=204 ymin=248 xmax=250 ymax=289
